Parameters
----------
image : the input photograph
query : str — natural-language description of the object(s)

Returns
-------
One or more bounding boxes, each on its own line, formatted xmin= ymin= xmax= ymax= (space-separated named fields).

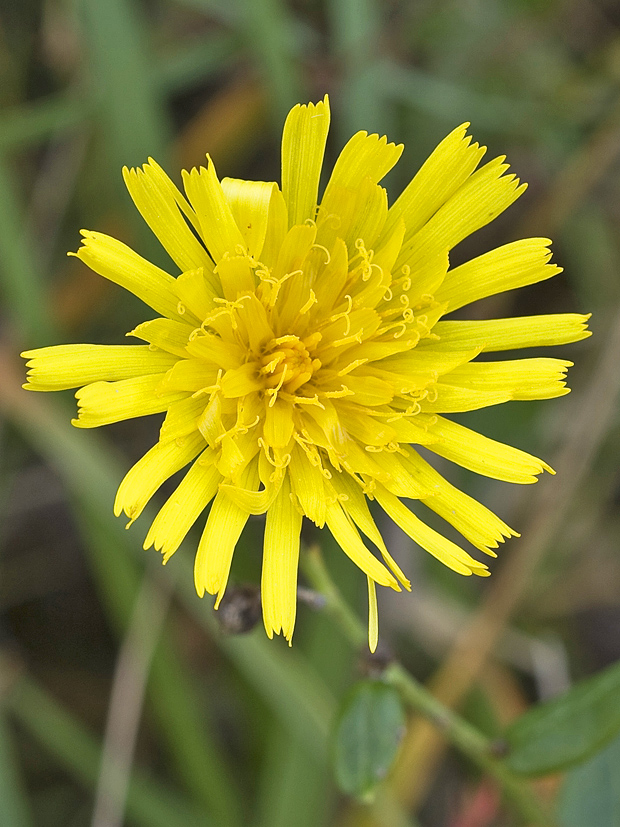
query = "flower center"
xmin=259 ymin=334 xmax=321 ymax=394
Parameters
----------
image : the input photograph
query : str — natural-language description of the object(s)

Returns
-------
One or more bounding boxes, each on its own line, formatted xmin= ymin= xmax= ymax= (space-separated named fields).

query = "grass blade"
xmin=77 ymin=0 xmax=169 ymax=168
xmin=0 ymin=158 xmax=55 ymax=346
xmin=0 ymin=712 xmax=33 ymax=827
xmin=240 ymin=0 xmax=302 ymax=120
xmin=6 ymin=672 xmax=208 ymax=827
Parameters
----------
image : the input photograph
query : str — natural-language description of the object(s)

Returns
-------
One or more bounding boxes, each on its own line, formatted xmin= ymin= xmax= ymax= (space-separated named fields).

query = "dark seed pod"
xmin=216 ymin=585 xmax=262 ymax=635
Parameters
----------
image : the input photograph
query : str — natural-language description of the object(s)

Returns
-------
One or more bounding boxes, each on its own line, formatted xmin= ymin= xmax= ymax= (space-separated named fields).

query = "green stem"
xmin=301 ymin=545 xmax=556 ymax=827
xmin=385 ymin=664 xmax=555 ymax=826
xmin=301 ymin=545 xmax=367 ymax=649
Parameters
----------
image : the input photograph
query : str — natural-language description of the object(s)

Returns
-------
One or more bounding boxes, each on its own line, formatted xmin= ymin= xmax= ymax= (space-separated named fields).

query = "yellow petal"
xmin=338 ymin=374 xmax=394 ymax=406
xmin=337 ymin=407 xmax=397 ymax=446
xmin=263 ymin=398 xmax=295 ymax=448
xmin=365 ymin=449 xmax=432 ymax=498
xmin=382 ymin=413 xmax=439 ymax=445
xmin=317 ymin=178 xmax=388 ymax=251
xmin=114 ymin=430 xmax=205 ymax=525
xmin=402 ymin=251 xmax=449 ymax=306
xmin=350 ymin=337 xmax=420 ymax=363
xmin=312 ymin=237 xmax=349 ymax=311
xmin=195 ymin=460 xmax=259 ymax=601
xmin=274 ymin=271 xmax=317 ymax=333
xmin=281 ymin=96 xmax=331 ymax=227
xmin=272 ymin=222 xmax=317 ymax=282
xmin=374 ymin=484 xmax=489 ymax=576
xmin=159 ymin=359 xmax=219 ymax=392
xmin=220 ymin=362 xmax=263 ymax=397
xmin=436 ymin=238 xmax=561 ymax=312
xmin=260 ymin=186 xmax=289 ymax=269
xmin=159 ymin=396 xmax=205 ymax=441
xmin=22 ymin=344 xmax=177 ymax=391
xmin=421 ymin=414 xmax=553 ymax=483
xmin=419 ymin=384 xmax=513 ymax=413
xmin=367 ymin=577 xmax=378 ymax=654
xmin=410 ymin=454 xmax=517 ymax=553
xmin=331 ymin=472 xmax=386 ymax=551
xmin=137 ymin=156 xmax=203 ymax=234
xmin=216 ymin=255 xmax=256 ymax=301
xmin=331 ymin=472 xmax=410 ymax=589
xmin=442 ymin=358 xmax=573 ymax=401
xmin=349 ymin=254 xmax=392 ymax=311
xmin=234 ymin=293 xmax=275 ymax=353
xmin=217 ymin=428 xmax=259 ymax=480
xmin=72 ymin=374 xmax=186 ymax=428
xmin=122 ymin=162 xmax=212 ymax=273
xmin=325 ymin=501 xmax=399 ymax=588
xmin=318 ymin=307 xmax=381 ymax=355
xmin=219 ymin=471 xmax=283 ymax=515
xmin=331 ymin=437 xmax=392 ymax=482
xmin=175 ymin=267 xmax=221 ymax=320
xmin=323 ymin=131 xmax=403 ymax=203
xmin=376 ymin=346 xmax=481 ymax=381
xmin=182 ymin=157 xmax=246 ymax=261
xmin=185 ymin=332 xmax=244 ymax=370
xmin=197 ymin=393 xmax=223 ymax=446
xmin=73 ymin=231 xmax=187 ymax=322
xmin=261 ymin=475 xmax=303 ymax=642
xmin=127 ymin=318 xmax=194 ymax=357
xmin=288 ymin=444 xmax=326 ymax=527
xmin=431 ymin=314 xmax=592 ymax=352
xmin=303 ymin=398 xmax=347 ymax=452
xmin=144 ymin=448 xmax=220 ymax=562
xmin=372 ymin=216 xmax=406 ymax=274
xmin=382 ymin=123 xmax=485 ymax=243
xmin=398 ymin=156 xmax=526 ymax=272
xmin=222 ymin=177 xmax=278 ymax=260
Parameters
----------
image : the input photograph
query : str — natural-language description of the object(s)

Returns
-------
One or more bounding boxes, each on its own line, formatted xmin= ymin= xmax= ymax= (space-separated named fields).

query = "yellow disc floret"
xmin=260 ymin=334 xmax=321 ymax=395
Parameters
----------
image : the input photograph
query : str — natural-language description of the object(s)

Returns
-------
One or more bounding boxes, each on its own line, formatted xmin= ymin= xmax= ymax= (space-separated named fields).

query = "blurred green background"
xmin=0 ymin=0 xmax=619 ymax=825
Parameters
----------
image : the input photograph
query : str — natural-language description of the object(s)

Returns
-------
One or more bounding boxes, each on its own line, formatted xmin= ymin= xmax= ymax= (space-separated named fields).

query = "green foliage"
xmin=333 ymin=680 xmax=406 ymax=801
xmin=0 ymin=713 xmax=32 ymax=827
xmin=505 ymin=659 xmax=620 ymax=776
xmin=558 ymin=732 xmax=620 ymax=827
xmin=7 ymin=674 xmax=208 ymax=827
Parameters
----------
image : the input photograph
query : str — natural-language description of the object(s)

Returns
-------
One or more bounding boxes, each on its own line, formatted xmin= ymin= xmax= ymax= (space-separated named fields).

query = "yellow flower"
xmin=22 ymin=96 xmax=589 ymax=651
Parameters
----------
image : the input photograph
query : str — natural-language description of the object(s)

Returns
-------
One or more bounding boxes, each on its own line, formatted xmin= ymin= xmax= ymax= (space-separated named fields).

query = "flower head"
xmin=22 ymin=96 xmax=590 ymax=650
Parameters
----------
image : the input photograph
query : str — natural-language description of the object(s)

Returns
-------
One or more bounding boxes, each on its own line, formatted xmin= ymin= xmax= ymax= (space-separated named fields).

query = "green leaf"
xmin=558 ymin=733 xmax=620 ymax=827
xmin=333 ymin=680 xmax=406 ymax=801
xmin=505 ymin=658 xmax=620 ymax=776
